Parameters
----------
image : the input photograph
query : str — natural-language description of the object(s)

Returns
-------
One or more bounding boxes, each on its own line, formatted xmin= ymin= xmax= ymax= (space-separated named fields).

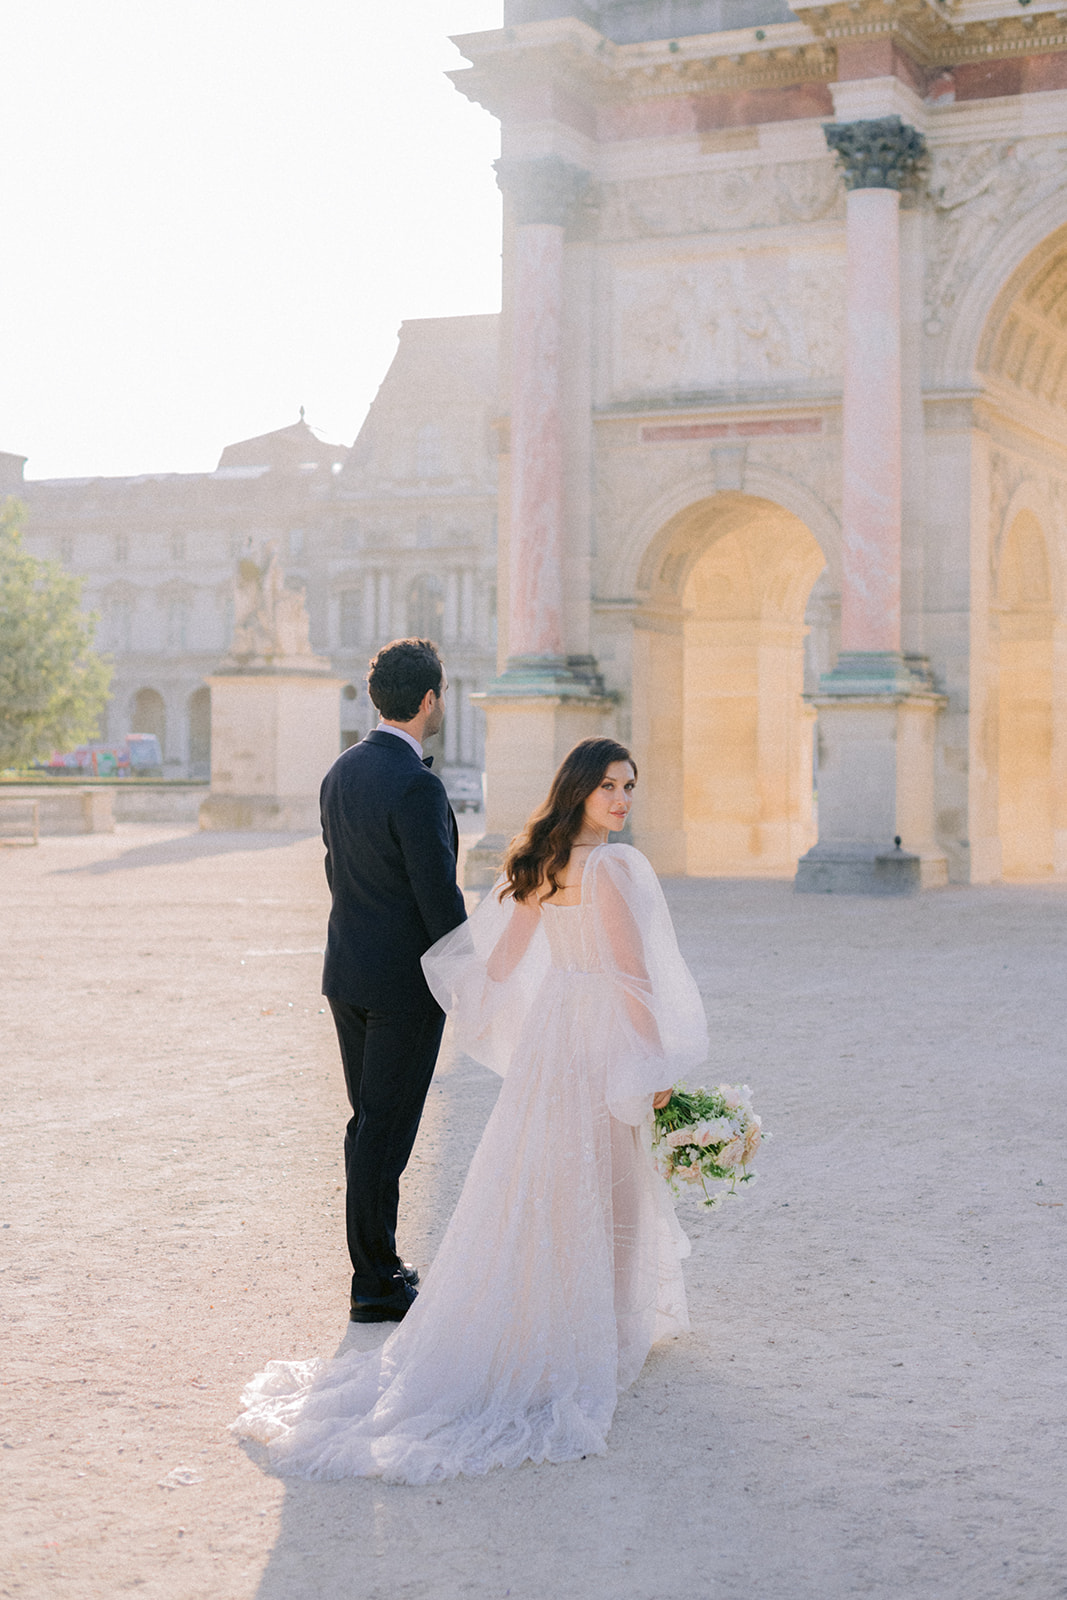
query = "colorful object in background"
xmin=37 ymin=733 xmax=163 ymax=778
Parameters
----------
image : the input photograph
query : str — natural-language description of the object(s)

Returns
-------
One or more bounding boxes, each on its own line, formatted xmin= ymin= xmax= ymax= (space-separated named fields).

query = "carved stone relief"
xmin=597 ymin=159 xmax=844 ymax=242
xmin=924 ymin=138 xmax=1067 ymax=337
xmin=611 ymin=253 xmax=845 ymax=397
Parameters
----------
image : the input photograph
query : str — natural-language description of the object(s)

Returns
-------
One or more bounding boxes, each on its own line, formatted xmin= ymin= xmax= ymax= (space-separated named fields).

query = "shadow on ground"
xmin=49 ymin=829 xmax=319 ymax=875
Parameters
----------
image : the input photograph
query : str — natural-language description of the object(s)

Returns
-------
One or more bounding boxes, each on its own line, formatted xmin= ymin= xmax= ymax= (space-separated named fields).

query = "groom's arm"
xmin=392 ymin=773 xmax=468 ymax=944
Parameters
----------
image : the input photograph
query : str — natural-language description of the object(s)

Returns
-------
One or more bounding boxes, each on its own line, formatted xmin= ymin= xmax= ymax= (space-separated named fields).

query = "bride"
xmin=232 ymin=737 xmax=709 ymax=1483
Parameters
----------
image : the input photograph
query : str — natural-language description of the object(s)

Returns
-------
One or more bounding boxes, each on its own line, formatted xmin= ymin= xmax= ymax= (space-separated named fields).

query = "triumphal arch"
xmin=456 ymin=0 xmax=1067 ymax=889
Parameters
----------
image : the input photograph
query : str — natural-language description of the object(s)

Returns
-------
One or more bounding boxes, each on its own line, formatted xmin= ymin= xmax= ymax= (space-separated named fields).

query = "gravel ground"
xmin=1 ymin=824 xmax=1065 ymax=1600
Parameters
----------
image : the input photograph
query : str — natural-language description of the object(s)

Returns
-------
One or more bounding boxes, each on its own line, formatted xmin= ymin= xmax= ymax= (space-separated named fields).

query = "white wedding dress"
xmin=232 ymin=844 xmax=708 ymax=1483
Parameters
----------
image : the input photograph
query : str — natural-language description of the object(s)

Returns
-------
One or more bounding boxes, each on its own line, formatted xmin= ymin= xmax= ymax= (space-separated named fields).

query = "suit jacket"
xmin=320 ymin=728 xmax=467 ymax=1009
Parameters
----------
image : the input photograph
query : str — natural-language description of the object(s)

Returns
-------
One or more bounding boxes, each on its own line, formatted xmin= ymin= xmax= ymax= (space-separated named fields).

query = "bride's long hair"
xmin=501 ymin=737 xmax=637 ymax=904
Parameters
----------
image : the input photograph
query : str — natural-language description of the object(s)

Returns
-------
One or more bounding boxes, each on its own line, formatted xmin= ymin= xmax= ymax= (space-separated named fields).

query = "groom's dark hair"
xmin=367 ymin=638 xmax=444 ymax=722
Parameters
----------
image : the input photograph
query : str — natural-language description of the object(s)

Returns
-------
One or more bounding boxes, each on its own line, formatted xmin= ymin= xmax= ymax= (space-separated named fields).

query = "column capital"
xmin=822 ymin=115 xmax=926 ymax=192
xmin=494 ymin=155 xmax=590 ymax=227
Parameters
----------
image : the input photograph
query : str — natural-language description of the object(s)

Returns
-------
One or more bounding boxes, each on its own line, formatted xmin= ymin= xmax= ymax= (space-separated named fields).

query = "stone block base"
xmin=463 ymin=832 xmax=508 ymax=892
xmin=794 ymin=841 xmax=922 ymax=896
xmin=0 ymin=786 xmax=115 ymax=835
xmin=198 ymin=794 xmax=320 ymax=832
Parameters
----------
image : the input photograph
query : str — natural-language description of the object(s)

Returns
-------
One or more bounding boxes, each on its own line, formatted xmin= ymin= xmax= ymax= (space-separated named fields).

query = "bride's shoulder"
xmin=590 ymin=841 xmax=655 ymax=879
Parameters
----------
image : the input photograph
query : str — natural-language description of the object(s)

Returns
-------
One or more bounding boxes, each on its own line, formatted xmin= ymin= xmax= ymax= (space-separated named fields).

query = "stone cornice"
xmin=450 ymin=6 xmax=1067 ymax=125
xmin=791 ymin=0 xmax=1067 ymax=67
xmin=450 ymin=20 xmax=835 ymax=116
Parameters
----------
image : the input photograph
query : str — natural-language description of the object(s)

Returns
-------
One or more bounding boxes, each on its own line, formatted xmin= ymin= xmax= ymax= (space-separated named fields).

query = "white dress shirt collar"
xmin=376 ymin=722 xmax=423 ymax=758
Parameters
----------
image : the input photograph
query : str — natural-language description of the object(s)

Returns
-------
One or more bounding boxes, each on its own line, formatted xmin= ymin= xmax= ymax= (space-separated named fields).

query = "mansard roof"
xmin=504 ymin=2 xmax=796 ymax=43
xmin=215 ymin=415 xmax=347 ymax=475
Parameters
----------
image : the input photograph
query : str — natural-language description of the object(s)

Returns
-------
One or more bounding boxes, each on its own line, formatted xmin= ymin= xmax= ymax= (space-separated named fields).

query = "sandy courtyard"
xmin=1 ymin=823 xmax=1065 ymax=1600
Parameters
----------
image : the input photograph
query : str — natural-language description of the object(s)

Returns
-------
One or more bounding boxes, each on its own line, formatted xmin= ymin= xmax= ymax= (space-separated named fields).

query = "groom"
xmin=320 ymin=637 xmax=467 ymax=1322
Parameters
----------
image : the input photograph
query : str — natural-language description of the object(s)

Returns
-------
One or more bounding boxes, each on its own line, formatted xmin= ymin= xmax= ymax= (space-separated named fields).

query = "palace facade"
xmin=8 ymin=314 xmax=499 ymax=781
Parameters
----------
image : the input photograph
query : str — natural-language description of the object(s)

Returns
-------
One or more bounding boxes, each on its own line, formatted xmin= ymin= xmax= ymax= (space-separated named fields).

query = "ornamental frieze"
xmin=597 ymin=159 xmax=844 ymax=241
xmin=610 ymin=254 xmax=845 ymax=399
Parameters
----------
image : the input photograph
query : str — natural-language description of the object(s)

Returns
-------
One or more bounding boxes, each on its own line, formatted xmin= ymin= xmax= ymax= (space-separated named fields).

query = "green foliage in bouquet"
xmin=653 ymin=1084 xmax=765 ymax=1209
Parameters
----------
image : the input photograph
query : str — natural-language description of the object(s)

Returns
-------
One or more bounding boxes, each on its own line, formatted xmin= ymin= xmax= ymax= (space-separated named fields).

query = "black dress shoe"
xmin=397 ymin=1261 xmax=419 ymax=1288
xmin=350 ymin=1280 xmax=417 ymax=1323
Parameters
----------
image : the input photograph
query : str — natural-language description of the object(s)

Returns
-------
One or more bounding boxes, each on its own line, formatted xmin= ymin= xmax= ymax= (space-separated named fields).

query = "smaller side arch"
xmin=995 ymin=510 xmax=1056 ymax=879
xmin=130 ymin=687 xmax=166 ymax=750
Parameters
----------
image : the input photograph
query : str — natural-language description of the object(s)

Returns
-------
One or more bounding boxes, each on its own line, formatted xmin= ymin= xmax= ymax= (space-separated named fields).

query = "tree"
xmin=0 ymin=498 xmax=112 ymax=770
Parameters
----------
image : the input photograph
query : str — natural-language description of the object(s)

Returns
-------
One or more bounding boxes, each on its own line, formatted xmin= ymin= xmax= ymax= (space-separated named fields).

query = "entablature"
xmin=452 ymin=2 xmax=1067 ymax=131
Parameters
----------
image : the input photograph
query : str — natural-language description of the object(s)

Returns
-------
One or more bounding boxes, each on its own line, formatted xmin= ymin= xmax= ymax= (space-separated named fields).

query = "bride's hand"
xmin=652 ymin=1089 xmax=673 ymax=1110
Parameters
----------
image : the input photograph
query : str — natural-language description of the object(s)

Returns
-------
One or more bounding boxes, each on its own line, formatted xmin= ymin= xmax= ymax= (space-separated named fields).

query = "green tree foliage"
xmin=0 ymin=499 xmax=112 ymax=770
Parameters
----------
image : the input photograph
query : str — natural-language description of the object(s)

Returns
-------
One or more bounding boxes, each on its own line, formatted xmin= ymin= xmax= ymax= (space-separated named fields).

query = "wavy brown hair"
xmin=500 ymin=738 xmax=637 ymax=904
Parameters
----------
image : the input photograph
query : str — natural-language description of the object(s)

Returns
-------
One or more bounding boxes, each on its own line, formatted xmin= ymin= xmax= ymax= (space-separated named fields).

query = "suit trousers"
xmin=328 ymin=994 xmax=446 ymax=1303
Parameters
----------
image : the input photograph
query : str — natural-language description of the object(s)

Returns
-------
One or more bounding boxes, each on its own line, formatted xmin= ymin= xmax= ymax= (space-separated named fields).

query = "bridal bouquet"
xmin=652 ymin=1084 xmax=765 ymax=1208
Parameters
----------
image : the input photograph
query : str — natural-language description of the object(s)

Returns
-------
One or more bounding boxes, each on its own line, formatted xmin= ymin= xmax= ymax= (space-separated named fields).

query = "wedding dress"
xmin=232 ymin=844 xmax=708 ymax=1483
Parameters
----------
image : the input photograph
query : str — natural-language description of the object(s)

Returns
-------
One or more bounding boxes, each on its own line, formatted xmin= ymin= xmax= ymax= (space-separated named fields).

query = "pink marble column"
xmin=817 ymin=115 xmax=925 ymax=685
xmin=495 ymin=155 xmax=588 ymax=675
xmin=840 ymin=186 xmax=902 ymax=655
xmin=508 ymin=220 xmax=565 ymax=659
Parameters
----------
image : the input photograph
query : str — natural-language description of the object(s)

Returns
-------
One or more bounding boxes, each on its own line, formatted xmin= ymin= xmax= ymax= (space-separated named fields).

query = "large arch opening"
xmin=631 ymin=493 xmax=826 ymax=876
xmin=996 ymin=511 xmax=1055 ymax=879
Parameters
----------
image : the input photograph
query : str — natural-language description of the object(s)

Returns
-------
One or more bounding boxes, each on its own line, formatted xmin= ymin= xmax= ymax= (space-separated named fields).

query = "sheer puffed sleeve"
xmin=584 ymin=844 xmax=709 ymax=1125
xmin=421 ymin=884 xmax=549 ymax=1079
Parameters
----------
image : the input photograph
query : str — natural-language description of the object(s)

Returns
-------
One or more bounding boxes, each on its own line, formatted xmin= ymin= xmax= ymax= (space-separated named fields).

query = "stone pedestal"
xmin=199 ymin=671 xmax=344 ymax=832
xmin=466 ymin=661 xmax=615 ymax=889
xmin=796 ymin=677 xmax=947 ymax=894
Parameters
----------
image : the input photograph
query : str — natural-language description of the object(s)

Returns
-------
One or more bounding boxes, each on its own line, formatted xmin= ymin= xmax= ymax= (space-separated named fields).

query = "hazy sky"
xmin=0 ymin=1 xmax=504 ymax=481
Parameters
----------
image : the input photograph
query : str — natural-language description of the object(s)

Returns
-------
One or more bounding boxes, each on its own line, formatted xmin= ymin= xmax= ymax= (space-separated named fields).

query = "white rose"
xmin=703 ymin=1117 xmax=733 ymax=1146
xmin=717 ymin=1137 xmax=744 ymax=1170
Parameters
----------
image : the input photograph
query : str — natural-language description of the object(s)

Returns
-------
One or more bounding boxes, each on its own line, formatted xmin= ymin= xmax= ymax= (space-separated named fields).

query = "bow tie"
xmin=422 ymin=755 xmax=433 ymax=768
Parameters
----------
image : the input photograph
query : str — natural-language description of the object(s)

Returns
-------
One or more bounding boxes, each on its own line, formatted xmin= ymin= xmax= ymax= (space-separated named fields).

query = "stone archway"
xmin=630 ymin=493 xmax=826 ymax=877
xmin=996 ymin=511 xmax=1055 ymax=879
xmin=131 ymin=687 xmax=166 ymax=749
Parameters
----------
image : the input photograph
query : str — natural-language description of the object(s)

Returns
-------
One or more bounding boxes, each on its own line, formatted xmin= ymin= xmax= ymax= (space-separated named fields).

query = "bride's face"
xmin=582 ymin=761 xmax=636 ymax=836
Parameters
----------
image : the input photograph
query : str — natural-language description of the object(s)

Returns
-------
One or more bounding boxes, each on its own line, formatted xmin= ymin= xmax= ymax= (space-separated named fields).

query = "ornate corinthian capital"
xmin=494 ymin=155 xmax=591 ymax=227
xmin=823 ymin=116 xmax=927 ymax=193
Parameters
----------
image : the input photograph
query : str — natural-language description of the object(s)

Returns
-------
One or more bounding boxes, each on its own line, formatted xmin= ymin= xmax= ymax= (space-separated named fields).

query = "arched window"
xmin=167 ymin=598 xmax=191 ymax=650
xmin=415 ymin=423 xmax=443 ymax=478
xmin=339 ymin=588 xmax=361 ymax=649
xmin=108 ymin=597 xmax=133 ymax=653
xmin=407 ymin=574 xmax=444 ymax=642
xmin=131 ymin=687 xmax=166 ymax=749
xmin=188 ymin=687 xmax=210 ymax=778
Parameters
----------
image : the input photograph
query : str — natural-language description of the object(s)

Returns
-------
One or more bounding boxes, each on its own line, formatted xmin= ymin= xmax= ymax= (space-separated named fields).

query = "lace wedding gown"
xmin=232 ymin=844 xmax=708 ymax=1483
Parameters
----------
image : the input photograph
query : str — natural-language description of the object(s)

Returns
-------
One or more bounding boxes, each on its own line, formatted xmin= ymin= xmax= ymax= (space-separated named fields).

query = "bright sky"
xmin=0 ymin=1 xmax=504 ymax=481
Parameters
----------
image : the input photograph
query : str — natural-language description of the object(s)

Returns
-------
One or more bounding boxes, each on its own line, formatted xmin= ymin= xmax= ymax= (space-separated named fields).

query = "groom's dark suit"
xmin=320 ymin=727 xmax=467 ymax=1304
